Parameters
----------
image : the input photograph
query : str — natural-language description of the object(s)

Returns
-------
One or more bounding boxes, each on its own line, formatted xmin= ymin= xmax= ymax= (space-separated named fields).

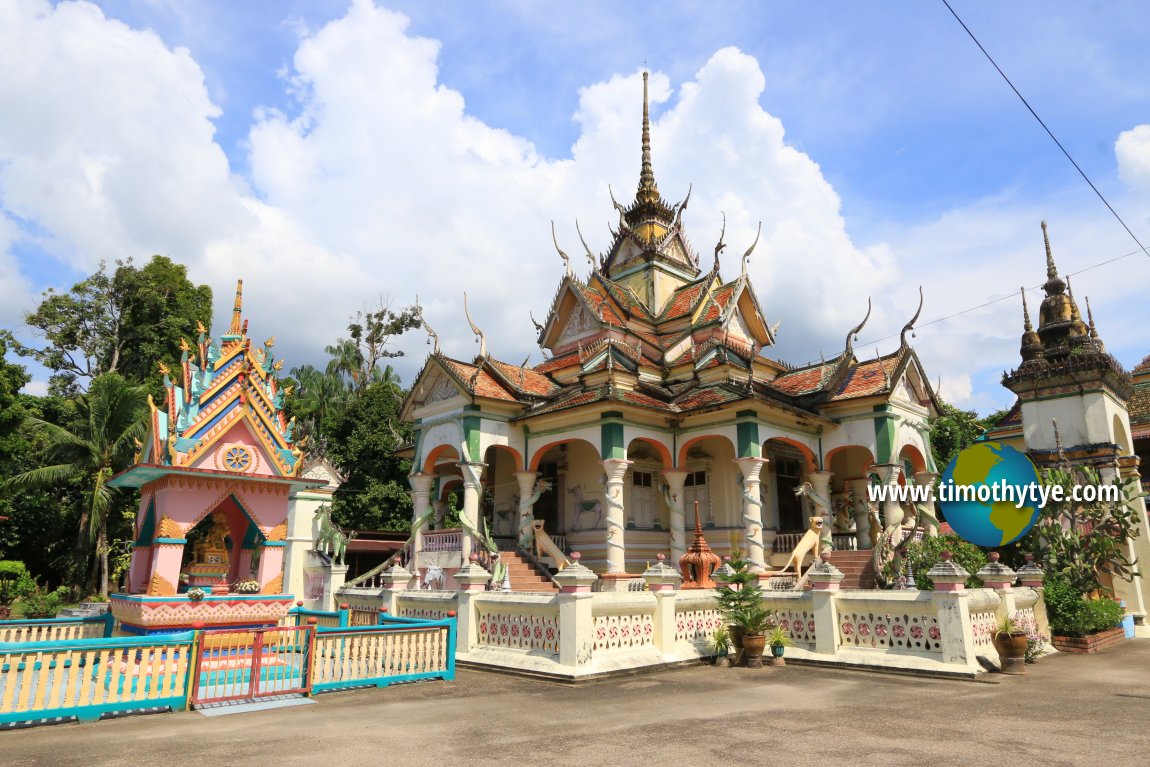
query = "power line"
xmin=859 ymin=245 xmax=1147 ymax=348
xmin=940 ymin=0 xmax=1150 ymax=262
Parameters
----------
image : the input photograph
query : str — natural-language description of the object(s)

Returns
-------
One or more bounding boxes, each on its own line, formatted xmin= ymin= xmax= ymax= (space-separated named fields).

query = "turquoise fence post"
xmin=445 ymin=610 xmax=457 ymax=679
xmin=338 ymin=603 xmax=350 ymax=628
xmin=100 ymin=611 xmax=115 ymax=637
xmin=376 ymin=605 xmax=389 ymax=626
xmin=289 ymin=600 xmax=303 ymax=626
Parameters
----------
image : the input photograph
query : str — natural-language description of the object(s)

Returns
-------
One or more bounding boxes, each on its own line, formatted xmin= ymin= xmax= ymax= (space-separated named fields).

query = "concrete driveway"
xmin=6 ymin=641 xmax=1150 ymax=767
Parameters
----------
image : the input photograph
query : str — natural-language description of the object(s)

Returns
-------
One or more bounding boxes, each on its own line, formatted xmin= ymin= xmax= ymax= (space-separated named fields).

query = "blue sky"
xmin=2 ymin=0 xmax=1148 ymax=413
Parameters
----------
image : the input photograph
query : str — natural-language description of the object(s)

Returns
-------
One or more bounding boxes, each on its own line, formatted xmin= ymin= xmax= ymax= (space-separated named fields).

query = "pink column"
xmin=256 ymin=544 xmax=286 ymax=594
xmin=147 ymin=541 xmax=186 ymax=596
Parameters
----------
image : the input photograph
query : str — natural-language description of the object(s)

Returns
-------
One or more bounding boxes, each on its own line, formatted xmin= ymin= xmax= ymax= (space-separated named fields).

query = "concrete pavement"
xmin=6 ymin=640 xmax=1150 ymax=767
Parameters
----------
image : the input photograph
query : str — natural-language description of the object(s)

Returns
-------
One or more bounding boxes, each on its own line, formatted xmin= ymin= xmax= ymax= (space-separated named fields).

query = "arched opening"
xmin=625 ymin=438 xmax=673 ymax=531
xmin=1114 ymin=414 xmax=1133 ymax=456
xmin=482 ymin=444 xmax=523 ymax=541
xmin=181 ymin=494 xmax=264 ymax=591
xmin=674 ymin=436 xmax=736 ymax=530
xmin=764 ymin=437 xmax=819 ymax=533
xmin=898 ymin=444 xmax=928 ymax=479
xmin=527 ymin=438 xmax=600 ymax=536
xmin=422 ymin=444 xmax=461 ymax=476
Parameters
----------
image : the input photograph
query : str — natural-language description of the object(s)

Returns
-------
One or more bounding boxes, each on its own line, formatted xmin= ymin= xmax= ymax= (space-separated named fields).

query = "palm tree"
xmin=4 ymin=373 xmax=147 ymax=597
xmin=324 ymin=338 xmax=364 ymax=390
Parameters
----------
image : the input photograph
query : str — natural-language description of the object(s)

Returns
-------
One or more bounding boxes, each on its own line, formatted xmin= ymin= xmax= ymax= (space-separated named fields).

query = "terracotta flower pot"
xmin=993 ymin=632 xmax=1029 ymax=675
xmin=742 ymin=634 xmax=767 ymax=668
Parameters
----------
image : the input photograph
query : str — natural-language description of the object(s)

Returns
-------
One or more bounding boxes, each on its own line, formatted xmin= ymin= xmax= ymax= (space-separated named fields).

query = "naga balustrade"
xmin=422 ymin=529 xmax=463 ymax=553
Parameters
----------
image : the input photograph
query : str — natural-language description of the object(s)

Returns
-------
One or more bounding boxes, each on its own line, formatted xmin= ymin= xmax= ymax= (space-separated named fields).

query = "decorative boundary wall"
xmin=335 ymin=561 xmax=1051 ymax=679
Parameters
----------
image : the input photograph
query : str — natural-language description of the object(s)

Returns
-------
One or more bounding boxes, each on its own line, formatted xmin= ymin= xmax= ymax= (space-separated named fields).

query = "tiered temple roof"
xmin=403 ymin=73 xmax=938 ymax=426
xmin=113 ymin=280 xmax=309 ymax=486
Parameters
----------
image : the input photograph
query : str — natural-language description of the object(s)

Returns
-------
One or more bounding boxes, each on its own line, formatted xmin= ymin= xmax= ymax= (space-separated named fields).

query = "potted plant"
xmin=709 ymin=625 xmax=732 ymax=667
xmin=731 ymin=606 xmax=773 ymax=668
xmin=993 ymin=614 xmax=1029 ymax=675
xmin=714 ymin=554 xmax=764 ymax=666
xmin=767 ymin=624 xmax=793 ymax=666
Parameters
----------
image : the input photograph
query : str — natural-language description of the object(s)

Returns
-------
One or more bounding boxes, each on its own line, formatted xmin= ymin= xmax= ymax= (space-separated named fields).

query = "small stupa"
xmin=679 ymin=501 xmax=721 ymax=589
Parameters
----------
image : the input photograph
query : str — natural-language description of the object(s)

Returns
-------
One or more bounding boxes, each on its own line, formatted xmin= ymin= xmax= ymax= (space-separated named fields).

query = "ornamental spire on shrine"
xmin=637 ymin=70 xmax=659 ymax=204
xmin=226 ymin=279 xmax=244 ymax=338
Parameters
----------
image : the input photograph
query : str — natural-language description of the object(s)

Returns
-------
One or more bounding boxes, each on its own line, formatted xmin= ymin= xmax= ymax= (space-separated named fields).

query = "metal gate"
xmin=190 ymin=625 xmax=313 ymax=706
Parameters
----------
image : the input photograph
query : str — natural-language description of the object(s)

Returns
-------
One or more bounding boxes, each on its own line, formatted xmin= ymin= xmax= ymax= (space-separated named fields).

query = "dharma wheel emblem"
xmin=223 ymin=445 xmax=253 ymax=472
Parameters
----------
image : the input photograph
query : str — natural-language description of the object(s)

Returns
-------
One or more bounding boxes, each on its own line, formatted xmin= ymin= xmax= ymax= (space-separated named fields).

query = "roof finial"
xmin=575 ymin=219 xmax=596 ymax=270
xmin=713 ymin=211 xmax=727 ymax=272
xmin=462 ymin=292 xmax=487 ymax=358
xmin=741 ymin=221 xmax=762 ymax=276
xmin=227 ymin=279 xmax=244 ymax=336
xmin=899 ymin=286 xmax=924 ymax=349
xmin=1020 ymin=286 xmax=1033 ymax=332
xmin=844 ymin=297 xmax=872 ymax=359
xmin=551 ymin=220 xmax=572 ymax=277
xmin=1041 ymin=220 xmax=1057 ymax=280
xmin=639 ymin=70 xmax=656 ymax=195
xmin=1085 ymin=296 xmax=1105 ymax=351
xmin=1066 ymin=275 xmax=1083 ymax=322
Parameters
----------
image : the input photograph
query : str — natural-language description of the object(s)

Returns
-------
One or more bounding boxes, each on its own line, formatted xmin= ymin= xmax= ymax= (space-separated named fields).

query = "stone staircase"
xmin=824 ymin=550 xmax=876 ymax=590
xmin=502 ymin=550 xmax=559 ymax=593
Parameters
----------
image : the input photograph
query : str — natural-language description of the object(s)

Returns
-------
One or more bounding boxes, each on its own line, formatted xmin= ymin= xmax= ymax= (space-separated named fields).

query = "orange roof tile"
xmin=830 ymin=357 xmax=900 ymax=401
xmin=487 ymin=359 xmax=559 ymax=397
xmin=439 ymin=358 xmax=518 ymax=402
xmin=661 ymin=280 xmax=707 ymax=320
xmin=771 ymin=366 xmax=829 ymax=396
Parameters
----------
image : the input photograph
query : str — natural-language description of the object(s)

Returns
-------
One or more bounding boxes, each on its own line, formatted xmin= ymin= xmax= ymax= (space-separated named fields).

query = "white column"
xmin=913 ymin=470 xmax=940 ymax=535
xmin=734 ymin=458 xmax=769 ymax=571
xmin=661 ymin=469 xmax=689 ymax=570
xmin=873 ymin=463 xmax=903 ymax=528
xmin=601 ymin=459 xmax=633 ymax=574
xmin=808 ymin=469 xmax=834 ymax=551
xmin=515 ymin=470 xmax=541 ymax=549
xmin=847 ymin=477 xmax=874 ymax=549
xmin=458 ymin=462 xmax=486 ymax=564
xmin=408 ymin=473 xmax=435 ymax=575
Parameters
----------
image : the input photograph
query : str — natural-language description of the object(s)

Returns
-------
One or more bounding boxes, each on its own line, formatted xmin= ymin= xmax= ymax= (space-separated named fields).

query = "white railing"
xmin=590 ymin=593 xmax=656 ymax=655
xmin=422 ymin=529 xmax=463 ymax=552
xmin=831 ymin=534 xmax=858 ymax=550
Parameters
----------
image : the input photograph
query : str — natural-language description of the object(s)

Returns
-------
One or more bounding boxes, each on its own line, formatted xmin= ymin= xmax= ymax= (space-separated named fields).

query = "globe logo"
xmin=938 ymin=441 xmax=1043 ymax=547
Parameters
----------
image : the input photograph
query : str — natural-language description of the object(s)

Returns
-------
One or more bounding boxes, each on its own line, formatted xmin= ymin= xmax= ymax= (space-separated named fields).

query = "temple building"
xmin=984 ymin=222 xmax=1150 ymax=629
xmin=108 ymin=282 xmax=327 ymax=633
xmin=400 ymin=74 xmax=940 ymax=590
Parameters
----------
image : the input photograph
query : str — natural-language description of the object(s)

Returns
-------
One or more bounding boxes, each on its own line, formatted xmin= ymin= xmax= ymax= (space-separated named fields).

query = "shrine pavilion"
xmin=400 ymin=73 xmax=941 ymax=590
xmin=108 ymin=282 xmax=326 ymax=633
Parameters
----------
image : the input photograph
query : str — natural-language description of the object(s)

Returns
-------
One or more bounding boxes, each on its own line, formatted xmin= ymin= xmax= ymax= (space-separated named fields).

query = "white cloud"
xmin=1116 ymin=124 xmax=1150 ymax=189
xmin=3 ymin=0 xmax=1142 ymax=413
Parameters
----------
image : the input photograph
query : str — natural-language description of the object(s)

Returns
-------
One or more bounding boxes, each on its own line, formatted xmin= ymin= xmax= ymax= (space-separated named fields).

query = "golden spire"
xmin=1041 ymin=220 xmax=1057 ymax=280
xmin=227 ymin=279 xmax=244 ymax=336
xmin=1020 ymin=287 xmax=1033 ymax=332
xmin=637 ymin=71 xmax=659 ymax=203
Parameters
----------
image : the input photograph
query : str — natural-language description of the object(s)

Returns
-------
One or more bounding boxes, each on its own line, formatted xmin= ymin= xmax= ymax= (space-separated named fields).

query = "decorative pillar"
xmin=432 ymin=499 xmax=447 ymax=530
xmin=977 ymin=552 xmax=1019 ymax=637
xmin=808 ymin=552 xmax=844 ymax=656
xmin=734 ymin=458 xmax=769 ymax=571
xmin=927 ymin=552 xmax=976 ymax=669
xmin=847 ymin=478 xmax=874 ymax=549
xmin=913 ymin=470 xmax=940 ymax=535
xmin=255 ymin=542 xmax=286 ymax=594
xmin=873 ymin=463 xmax=903 ymax=529
xmin=601 ymin=459 xmax=633 ymax=575
xmin=147 ymin=538 xmax=187 ymax=596
xmin=408 ymin=473 xmax=435 ymax=575
xmin=515 ymin=470 xmax=541 ymax=550
xmin=378 ymin=563 xmax=413 ymax=614
xmin=458 ymin=462 xmax=486 ymax=565
xmin=321 ymin=563 xmax=348 ymax=612
xmin=807 ymin=469 xmax=834 ymax=551
xmin=454 ymin=554 xmax=493 ymax=653
xmin=661 ymin=469 xmax=689 ymax=570
xmin=554 ymin=552 xmax=598 ymax=669
xmin=643 ymin=554 xmax=682 ymax=655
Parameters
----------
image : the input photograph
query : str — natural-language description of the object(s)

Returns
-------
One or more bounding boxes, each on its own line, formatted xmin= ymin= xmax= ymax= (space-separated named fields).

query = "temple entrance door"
xmin=775 ymin=459 xmax=804 ymax=531
xmin=535 ymin=460 xmax=562 ymax=535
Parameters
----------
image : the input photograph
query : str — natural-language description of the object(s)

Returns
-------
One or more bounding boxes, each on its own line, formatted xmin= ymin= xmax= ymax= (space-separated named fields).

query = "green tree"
xmin=337 ymin=300 xmax=421 ymax=395
xmin=325 ymin=381 xmax=413 ymax=531
xmin=929 ymin=402 xmax=986 ymax=469
xmin=0 ymin=333 xmax=32 ymax=541
xmin=15 ymin=256 xmax=211 ymax=395
xmin=3 ymin=374 xmax=148 ymax=596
